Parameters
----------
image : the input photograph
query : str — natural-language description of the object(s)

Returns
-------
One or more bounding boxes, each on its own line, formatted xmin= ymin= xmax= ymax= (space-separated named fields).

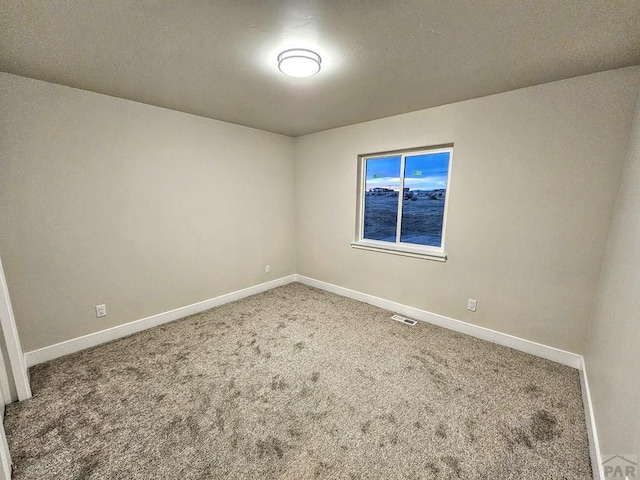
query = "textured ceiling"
xmin=1 ymin=1 xmax=640 ymax=136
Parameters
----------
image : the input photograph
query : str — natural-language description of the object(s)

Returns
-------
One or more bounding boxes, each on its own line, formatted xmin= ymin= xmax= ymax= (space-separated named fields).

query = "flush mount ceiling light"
xmin=277 ymin=49 xmax=321 ymax=77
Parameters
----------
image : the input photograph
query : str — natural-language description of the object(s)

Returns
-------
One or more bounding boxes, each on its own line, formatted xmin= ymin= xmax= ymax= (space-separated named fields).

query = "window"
xmin=352 ymin=145 xmax=453 ymax=261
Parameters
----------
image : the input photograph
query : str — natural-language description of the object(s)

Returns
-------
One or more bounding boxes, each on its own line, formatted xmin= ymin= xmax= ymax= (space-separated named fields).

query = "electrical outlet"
xmin=265 ymin=265 xmax=271 ymax=274
xmin=95 ymin=304 xmax=107 ymax=318
xmin=467 ymin=299 xmax=477 ymax=312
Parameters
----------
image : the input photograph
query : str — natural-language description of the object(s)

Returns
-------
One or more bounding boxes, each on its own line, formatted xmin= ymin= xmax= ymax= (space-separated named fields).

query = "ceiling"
xmin=1 ymin=1 xmax=639 ymax=137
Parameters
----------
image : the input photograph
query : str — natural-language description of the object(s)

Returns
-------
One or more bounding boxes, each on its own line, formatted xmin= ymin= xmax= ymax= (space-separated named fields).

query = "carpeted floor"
xmin=5 ymin=283 xmax=592 ymax=479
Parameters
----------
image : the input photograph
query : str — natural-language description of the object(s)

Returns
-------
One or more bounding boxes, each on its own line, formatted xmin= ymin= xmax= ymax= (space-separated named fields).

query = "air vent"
xmin=391 ymin=314 xmax=417 ymax=326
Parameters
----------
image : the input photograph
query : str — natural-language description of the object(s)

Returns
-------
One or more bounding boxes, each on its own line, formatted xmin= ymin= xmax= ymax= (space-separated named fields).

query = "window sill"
xmin=350 ymin=241 xmax=447 ymax=262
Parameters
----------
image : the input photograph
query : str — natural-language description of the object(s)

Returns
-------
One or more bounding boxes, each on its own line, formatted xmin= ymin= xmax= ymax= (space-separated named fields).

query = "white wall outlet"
xmin=265 ymin=265 xmax=271 ymax=274
xmin=467 ymin=299 xmax=477 ymax=312
xmin=95 ymin=304 xmax=107 ymax=318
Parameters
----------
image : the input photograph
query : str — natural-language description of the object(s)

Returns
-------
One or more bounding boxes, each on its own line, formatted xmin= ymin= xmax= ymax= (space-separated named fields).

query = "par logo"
xmin=603 ymin=455 xmax=637 ymax=479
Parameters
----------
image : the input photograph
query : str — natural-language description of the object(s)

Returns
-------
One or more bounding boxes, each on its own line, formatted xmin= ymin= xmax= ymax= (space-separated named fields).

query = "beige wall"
xmin=584 ymin=84 xmax=640 ymax=457
xmin=0 ymin=73 xmax=296 ymax=352
xmin=2 ymin=62 xmax=640 ymax=462
xmin=2 ymin=67 xmax=639 ymax=362
xmin=295 ymin=67 xmax=640 ymax=353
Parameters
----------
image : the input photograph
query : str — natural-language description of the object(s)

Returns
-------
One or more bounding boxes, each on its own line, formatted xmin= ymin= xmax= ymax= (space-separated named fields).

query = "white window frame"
xmin=351 ymin=144 xmax=453 ymax=262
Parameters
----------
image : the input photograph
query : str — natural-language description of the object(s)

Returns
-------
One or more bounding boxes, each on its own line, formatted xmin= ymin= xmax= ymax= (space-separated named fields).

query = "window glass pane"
xmin=400 ymin=151 xmax=450 ymax=247
xmin=363 ymin=156 xmax=401 ymax=242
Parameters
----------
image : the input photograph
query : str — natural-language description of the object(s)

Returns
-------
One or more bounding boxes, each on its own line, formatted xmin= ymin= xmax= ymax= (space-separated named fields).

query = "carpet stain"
xmin=271 ymin=376 xmax=288 ymax=390
xmin=185 ymin=415 xmax=201 ymax=440
xmin=314 ymin=461 xmax=332 ymax=478
xmin=410 ymin=355 xmax=446 ymax=385
xmin=465 ymin=418 xmax=478 ymax=443
xmin=36 ymin=420 xmax=60 ymax=439
xmin=514 ymin=428 xmax=534 ymax=449
xmin=531 ymin=409 xmax=561 ymax=441
xmin=310 ymin=372 xmax=320 ymax=383
xmin=256 ymin=436 xmax=286 ymax=459
xmin=500 ymin=425 xmax=534 ymax=452
xmin=356 ymin=368 xmax=375 ymax=382
xmin=410 ymin=354 xmax=430 ymax=368
xmin=215 ymin=407 xmax=225 ymax=432
xmin=76 ymin=453 xmax=100 ymax=479
xmin=442 ymin=455 xmax=463 ymax=478
xmin=423 ymin=351 xmax=450 ymax=368
xmin=298 ymin=385 xmax=312 ymax=398
xmin=424 ymin=461 xmax=440 ymax=475
xmin=524 ymin=384 xmax=543 ymax=396
xmin=435 ymin=422 xmax=447 ymax=439
xmin=361 ymin=421 xmax=372 ymax=434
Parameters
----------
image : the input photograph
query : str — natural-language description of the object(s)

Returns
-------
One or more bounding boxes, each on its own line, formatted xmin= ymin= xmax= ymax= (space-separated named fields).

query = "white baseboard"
xmin=294 ymin=275 xmax=582 ymax=369
xmin=25 ymin=275 xmax=297 ymax=367
xmin=579 ymin=357 xmax=603 ymax=480
xmin=23 ymin=273 xmax=601 ymax=476
xmin=295 ymin=274 xmax=605 ymax=474
xmin=26 ymin=273 xmax=583 ymax=369
xmin=0 ymin=401 xmax=11 ymax=480
xmin=0 ymin=417 xmax=11 ymax=480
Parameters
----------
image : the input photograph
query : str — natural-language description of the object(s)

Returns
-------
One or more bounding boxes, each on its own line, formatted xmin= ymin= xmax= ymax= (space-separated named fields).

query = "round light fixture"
xmin=277 ymin=49 xmax=321 ymax=77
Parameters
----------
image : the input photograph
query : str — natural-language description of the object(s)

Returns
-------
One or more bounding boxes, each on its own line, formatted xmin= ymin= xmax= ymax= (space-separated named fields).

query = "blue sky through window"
xmin=365 ymin=152 xmax=450 ymax=191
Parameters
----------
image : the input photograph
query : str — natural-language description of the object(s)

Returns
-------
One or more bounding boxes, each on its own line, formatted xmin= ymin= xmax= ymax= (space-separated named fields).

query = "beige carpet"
xmin=5 ymin=283 xmax=592 ymax=479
